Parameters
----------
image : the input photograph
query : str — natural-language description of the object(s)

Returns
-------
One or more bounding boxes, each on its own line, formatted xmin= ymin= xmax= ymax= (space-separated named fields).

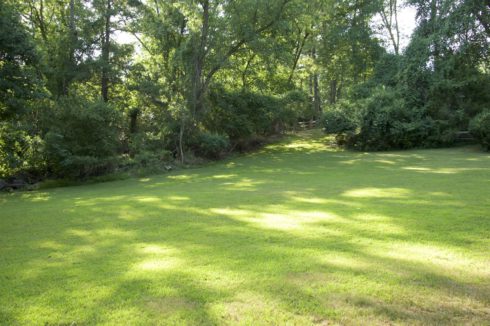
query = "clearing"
xmin=1 ymin=131 xmax=489 ymax=325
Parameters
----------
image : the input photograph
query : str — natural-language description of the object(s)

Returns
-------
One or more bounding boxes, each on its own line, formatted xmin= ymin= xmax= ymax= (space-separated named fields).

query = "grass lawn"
xmin=1 ymin=130 xmax=489 ymax=325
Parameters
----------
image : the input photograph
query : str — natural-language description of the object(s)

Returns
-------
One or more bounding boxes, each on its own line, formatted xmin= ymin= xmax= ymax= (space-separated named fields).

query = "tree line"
xmin=1 ymin=0 xmax=489 ymax=182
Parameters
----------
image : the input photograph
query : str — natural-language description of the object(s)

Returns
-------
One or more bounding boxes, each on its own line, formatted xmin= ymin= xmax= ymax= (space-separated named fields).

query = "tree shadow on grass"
xmin=1 ymin=137 xmax=489 ymax=324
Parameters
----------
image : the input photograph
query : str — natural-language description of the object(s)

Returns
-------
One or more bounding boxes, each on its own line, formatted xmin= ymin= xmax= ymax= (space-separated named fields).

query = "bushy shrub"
xmin=133 ymin=150 xmax=172 ymax=167
xmin=326 ymin=87 xmax=438 ymax=150
xmin=193 ymin=132 xmax=230 ymax=159
xmin=128 ymin=131 xmax=170 ymax=158
xmin=44 ymin=97 xmax=121 ymax=178
xmin=0 ymin=123 xmax=45 ymax=178
xmin=281 ymin=90 xmax=310 ymax=122
xmin=322 ymin=107 xmax=357 ymax=134
xmin=206 ymin=88 xmax=284 ymax=140
xmin=425 ymin=120 xmax=458 ymax=147
xmin=234 ymin=134 xmax=267 ymax=152
xmin=352 ymin=87 xmax=434 ymax=150
xmin=469 ymin=110 xmax=490 ymax=150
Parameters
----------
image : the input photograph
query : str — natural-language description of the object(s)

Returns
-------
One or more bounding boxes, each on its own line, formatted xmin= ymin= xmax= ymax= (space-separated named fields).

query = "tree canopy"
xmin=0 ymin=0 xmax=489 ymax=180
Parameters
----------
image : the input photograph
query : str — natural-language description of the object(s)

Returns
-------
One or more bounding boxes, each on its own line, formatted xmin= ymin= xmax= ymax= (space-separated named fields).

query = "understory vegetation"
xmin=1 ymin=1 xmax=489 ymax=324
xmin=1 ymin=0 xmax=489 ymax=185
xmin=1 ymin=131 xmax=489 ymax=324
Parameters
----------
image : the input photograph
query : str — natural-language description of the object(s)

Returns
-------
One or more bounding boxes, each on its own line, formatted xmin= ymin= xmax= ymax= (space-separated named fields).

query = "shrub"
xmin=425 ymin=120 xmax=458 ymax=147
xmin=281 ymin=90 xmax=309 ymax=122
xmin=0 ymin=123 xmax=45 ymax=178
xmin=352 ymin=87 xmax=434 ymax=150
xmin=234 ymin=134 xmax=267 ymax=152
xmin=322 ymin=107 xmax=357 ymax=134
xmin=128 ymin=131 xmax=170 ymax=158
xmin=206 ymin=87 xmax=284 ymax=140
xmin=133 ymin=150 xmax=172 ymax=167
xmin=44 ymin=97 xmax=121 ymax=178
xmin=469 ymin=110 xmax=490 ymax=150
xmin=194 ymin=132 xmax=230 ymax=159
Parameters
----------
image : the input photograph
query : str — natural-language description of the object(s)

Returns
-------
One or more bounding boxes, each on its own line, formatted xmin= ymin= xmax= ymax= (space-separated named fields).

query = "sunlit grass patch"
xmin=1 ymin=131 xmax=489 ymax=324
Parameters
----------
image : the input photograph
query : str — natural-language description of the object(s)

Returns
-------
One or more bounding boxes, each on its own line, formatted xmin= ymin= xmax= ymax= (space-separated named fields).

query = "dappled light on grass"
xmin=132 ymin=245 xmax=183 ymax=273
xmin=402 ymin=166 xmax=485 ymax=174
xmin=1 ymin=131 xmax=489 ymax=324
xmin=342 ymin=187 xmax=411 ymax=198
xmin=211 ymin=207 xmax=339 ymax=231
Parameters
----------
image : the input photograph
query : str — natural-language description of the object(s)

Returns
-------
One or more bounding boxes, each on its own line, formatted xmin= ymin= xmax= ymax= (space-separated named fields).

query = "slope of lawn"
xmin=1 ymin=130 xmax=489 ymax=325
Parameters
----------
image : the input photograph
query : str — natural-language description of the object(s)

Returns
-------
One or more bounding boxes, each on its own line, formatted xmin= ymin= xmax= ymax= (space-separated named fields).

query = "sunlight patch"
xmin=342 ymin=187 xmax=410 ymax=198
xmin=132 ymin=244 xmax=182 ymax=273
xmin=340 ymin=159 xmax=361 ymax=165
xmin=167 ymin=195 xmax=189 ymax=201
xmin=67 ymin=229 xmax=91 ymax=237
xmin=211 ymin=208 xmax=251 ymax=217
xmin=213 ymin=207 xmax=338 ymax=231
xmin=168 ymin=174 xmax=194 ymax=181
xmin=223 ymin=178 xmax=263 ymax=189
xmin=250 ymin=211 xmax=337 ymax=231
xmin=255 ymin=213 xmax=302 ymax=230
xmin=118 ymin=209 xmax=143 ymax=221
xmin=402 ymin=166 xmax=479 ymax=174
xmin=374 ymin=159 xmax=396 ymax=165
xmin=137 ymin=244 xmax=177 ymax=255
xmin=350 ymin=213 xmax=391 ymax=222
xmin=136 ymin=258 xmax=181 ymax=271
xmin=292 ymin=196 xmax=328 ymax=204
xmin=283 ymin=141 xmax=325 ymax=150
xmin=96 ymin=228 xmax=133 ymax=237
xmin=371 ymin=244 xmax=490 ymax=278
xmin=137 ymin=196 xmax=161 ymax=203
xmin=212 ymin=174 xmax=236 ymax=179
xmin=38 ymin=240 xmax=64 ymax=250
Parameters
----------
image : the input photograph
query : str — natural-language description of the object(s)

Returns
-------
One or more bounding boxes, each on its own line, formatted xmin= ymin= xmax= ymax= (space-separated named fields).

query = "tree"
xmin=0 ymin=1 xmax=45 ymax=177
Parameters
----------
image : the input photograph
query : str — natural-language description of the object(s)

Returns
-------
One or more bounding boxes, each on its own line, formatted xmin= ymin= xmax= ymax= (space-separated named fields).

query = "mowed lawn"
xmin=1 ymin=131 xmax=489 ymax=325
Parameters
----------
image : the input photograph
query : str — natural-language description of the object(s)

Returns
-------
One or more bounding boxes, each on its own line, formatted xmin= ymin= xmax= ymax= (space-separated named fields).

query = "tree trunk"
xmin=101 ymin=0 xmax=111 ymax=102
xmin=242 ymin=53 xmax=256 ymax=90
xmin=129 ymin=108 xmax=139 ymax=134
xmin=379 ymin=0 xmax=400 ymax=55
xmin=178 ymin=117 xmax=185 ymax=164
xmin=191 ymin=0 xmax=209 ymax=118
xmin=287 ymin=30 xmax=309 ymax=85
xmin=329 ymin=79 xmax=337 ymax=105
xmin=311 ymin=48 xmax=321 ymax=119
xmin=313 ymin=73 xmax=321 ymax=119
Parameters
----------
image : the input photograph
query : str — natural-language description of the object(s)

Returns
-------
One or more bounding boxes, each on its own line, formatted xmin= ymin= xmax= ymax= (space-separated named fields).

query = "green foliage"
xmin=281 ymin=90 xmax=310 ymax=122
xmin=469 ymin=110 xmax=490 ymax=151
xmin=0 ymin=2 xmax=46 ymax=179
xmin=193 ymin=132 xmax=230 ymax=159
xmin=44 ymin=97 xmax=120 ymax=178
xmin=328 ymin=87 xmax=436 ymax=151
xmin=354 ymin=88 xmax=433 ymax=150
xmin=0 ymin=123 xmax=45 ymax=178
xmin=322 ymin=104 xmax=357 ymax=135
xmin=2 ymin=0 xmax=490 ymax=182
xmin=133 ymin=150 xmax=172 ymax=168
xmin=206 ymin=88 xmax=284 ymax=141
xmin=0 ymin=2 xmax=42 ymax=119
xmin=370 ymin=53 xmax=402 ymax=88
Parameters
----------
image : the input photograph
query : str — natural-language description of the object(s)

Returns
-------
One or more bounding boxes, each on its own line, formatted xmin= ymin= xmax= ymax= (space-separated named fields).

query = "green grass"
xmin=1 ymin=130 xmax=489 ymax=325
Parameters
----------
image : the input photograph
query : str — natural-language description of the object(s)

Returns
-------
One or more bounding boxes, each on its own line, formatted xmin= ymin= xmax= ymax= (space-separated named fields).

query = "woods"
xmin=1 ymin=2 xmax=490 ymax=324
xmin=1 ymin=0 xmax=489 ymax=180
